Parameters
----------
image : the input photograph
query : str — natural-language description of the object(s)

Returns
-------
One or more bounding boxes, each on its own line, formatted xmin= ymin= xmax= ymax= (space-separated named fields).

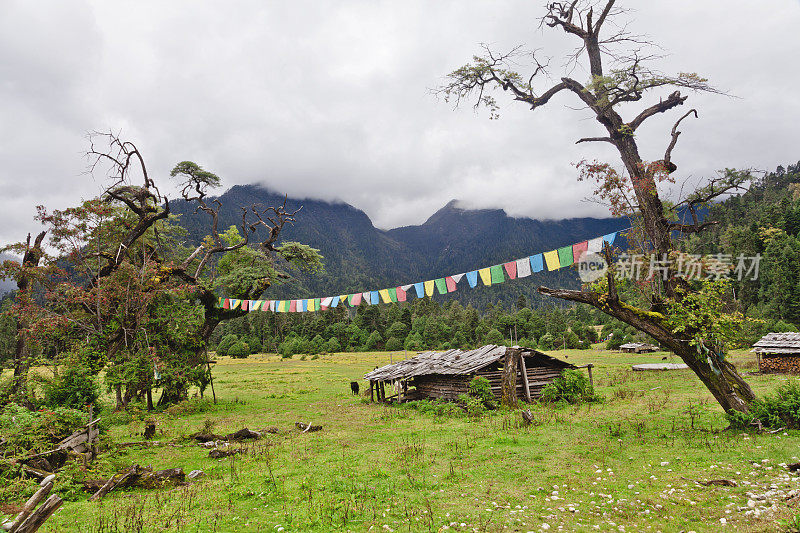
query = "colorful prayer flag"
xmin=331 ymin=296 xmax=340 ymax=308
xmin=388 ymin=288 xmax=398 ymax=302
xmin=503 ymin=261 xmax=517 ymax=279
xmin=478 ymin=268 xmax=492 ymax=286
xmin=451 ymin=273 xmax=465 ymax=283
xmin=557 ymin=246 xmax=574 ymax=268
xmin=349 ymin=293 xmax=362 ymax=306
xmin=544 ymin=250 xmax=560 ymax=271
xmin=414 ymin=282 xmax=425 ymax=298
xmin=466 ymin=271 xmax=478 ymax=288
xmin=434 ymin=278 xmax=447 ymax=295
xmin=424 ymin=280 xmax=435 ymax=297
xmin=396 ymin=286 xmax=406 ymax=302
xmin=490 ymin=265 xmax=505 ymax=284
xmin=370 ymin=291 xmax=380 ymax=305
xmin=379 ymin=289 xmax=392 ymax=304
xmin=241 ymin=300 xmax=249 ymax=311
xmin=223 ymin=298 xmax=231 ymax=309
xmin=445 ymin=276 xmax=457 ymax=292
xmin=516 ymin=257 xmax=531 ymax=278
xmin=530 ymin=254 xmax=544 ymax=273
xmin=289 ymin=300 xmax=297 ymax=313
xmin=573 ymin=241 xmax=589 ymax=262
xmin=603 ymin=232 xmax=617 ymax=247
xmin=587 ymin=236 xmax=604 ymax=253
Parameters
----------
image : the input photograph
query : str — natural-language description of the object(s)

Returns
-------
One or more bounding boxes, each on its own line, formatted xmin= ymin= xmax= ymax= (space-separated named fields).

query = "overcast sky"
xmin=1 ymin=0 xmax=799 ymax=246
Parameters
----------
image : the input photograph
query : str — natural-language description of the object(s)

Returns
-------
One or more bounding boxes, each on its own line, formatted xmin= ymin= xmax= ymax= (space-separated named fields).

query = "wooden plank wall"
xmin=410 ymin=358 xmax=564 ymax=401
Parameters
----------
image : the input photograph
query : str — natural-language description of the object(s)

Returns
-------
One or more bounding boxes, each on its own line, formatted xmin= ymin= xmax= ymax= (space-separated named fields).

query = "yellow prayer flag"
xmin=424 ymin=280 xmax=435 ymax=297
xmin=478 ymin=268 xmax=492 ymax=286
xmin=544 ymin=250 xmax=560 ymax=271
xmin=379 ymin=289 xmax=392 ymax=303
xmin=308 ymin=299 xmax=316 ymax=312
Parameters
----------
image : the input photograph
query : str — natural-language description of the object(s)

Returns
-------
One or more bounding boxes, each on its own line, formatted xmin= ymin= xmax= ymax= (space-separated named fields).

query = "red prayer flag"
xmin=503 ymin=261 xmax=517 ymax=279
xmin=445 ymin=276 xmax=457 ymax=292
xmin=241 ymin=300 xmax=249 ymax=311
xmin=289 ymin=300 xmax=297 ymax=312
xmin=573 ymin=241 xmax=589 ymax=262
xmin=223 ymin=298 xmax=230 ymax=309
xmin=396 ymin=286 xmax=406 ymax=302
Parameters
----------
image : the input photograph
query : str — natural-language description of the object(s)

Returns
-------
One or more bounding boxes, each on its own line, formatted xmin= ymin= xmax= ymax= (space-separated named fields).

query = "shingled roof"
xmin=363 ymin=344 xmax=573 ymax=381
xmin=752 ymin=332 xmax=800 ymax=354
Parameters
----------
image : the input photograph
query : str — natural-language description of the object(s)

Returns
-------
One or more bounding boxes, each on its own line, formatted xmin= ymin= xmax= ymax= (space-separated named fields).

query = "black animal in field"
xmin=350 ymin=381 xmax=360 ymax=395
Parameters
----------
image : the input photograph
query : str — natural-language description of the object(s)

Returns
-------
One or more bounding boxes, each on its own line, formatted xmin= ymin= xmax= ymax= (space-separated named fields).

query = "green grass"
xmin=7 ymin=349 xmax=800 ymax=532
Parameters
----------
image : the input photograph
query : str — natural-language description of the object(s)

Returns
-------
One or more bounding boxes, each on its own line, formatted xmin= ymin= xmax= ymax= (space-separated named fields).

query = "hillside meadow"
xmin=5 ymin=348 xmax=800 ymax=532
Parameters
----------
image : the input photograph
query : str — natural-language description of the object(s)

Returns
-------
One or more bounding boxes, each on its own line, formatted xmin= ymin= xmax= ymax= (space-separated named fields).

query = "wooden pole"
xmin=8 ymin=480 xmax=53 ymax=531
xmin=519 ymin=354 xmax=532 ymax=403
xmin=369 ymin=380 xmax=374 ymax=402
xmin=587 ymin=364 xmax=594 ymax=389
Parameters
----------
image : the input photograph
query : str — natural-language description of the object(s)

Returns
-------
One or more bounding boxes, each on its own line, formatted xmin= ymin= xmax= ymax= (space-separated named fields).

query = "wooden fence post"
xmin=519 ymin=354 xmax=532 ymax=403
xmin=587 ymin=364 xmax=594 ymax=389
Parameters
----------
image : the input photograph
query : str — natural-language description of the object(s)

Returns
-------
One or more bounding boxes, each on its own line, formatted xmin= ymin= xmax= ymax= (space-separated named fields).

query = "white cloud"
xmin=0 ymin=0 xmax=798 ymax=243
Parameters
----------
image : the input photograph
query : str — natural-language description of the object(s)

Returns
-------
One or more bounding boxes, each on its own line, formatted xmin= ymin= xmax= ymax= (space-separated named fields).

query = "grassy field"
xmin=9 ymin=348 xmax=800 ymax=532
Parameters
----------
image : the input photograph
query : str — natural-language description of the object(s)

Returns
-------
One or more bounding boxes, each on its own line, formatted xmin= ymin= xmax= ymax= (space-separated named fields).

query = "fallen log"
xmin=87 ymin=465 xmax=186 ymax=500
xmin=295 ymin=422 xmax=322 ymax=433
xmin=209 ymin=448 xmax=238 ymax=459
xmin=11 ymin=495 xmax=62 ymax=533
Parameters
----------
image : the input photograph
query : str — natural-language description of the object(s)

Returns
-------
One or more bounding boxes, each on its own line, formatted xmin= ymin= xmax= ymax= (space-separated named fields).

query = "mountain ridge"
xmin=170 ymin=184 xmax=628 ymax=307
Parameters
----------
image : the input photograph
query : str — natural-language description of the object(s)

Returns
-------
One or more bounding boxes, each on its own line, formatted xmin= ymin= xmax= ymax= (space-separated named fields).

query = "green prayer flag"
xmin=490 ymin=265 xmax=505 ymax=284
xmin=314 ymin=298 xmax=321 ymax=311
xmin=557 ymin=246 xmax=574 ymax=267
xmin=434 ymin=278 xmax=447 ymax=295
xmin=388 ymin=288 xmax=398 ymax=302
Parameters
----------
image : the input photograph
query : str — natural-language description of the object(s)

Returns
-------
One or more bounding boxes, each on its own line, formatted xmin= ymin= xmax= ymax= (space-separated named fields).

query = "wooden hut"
xmin=619 ymin=342 xmax=660 ymax=354
xmin=752 ymin=332 xmax=800 ymax=374
xmin=363 ymin=344 xmax=575 ymax=403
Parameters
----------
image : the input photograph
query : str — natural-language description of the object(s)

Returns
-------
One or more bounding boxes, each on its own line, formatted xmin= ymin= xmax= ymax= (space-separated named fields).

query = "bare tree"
xmin=438 ymin=0 xmax=755 ymax=412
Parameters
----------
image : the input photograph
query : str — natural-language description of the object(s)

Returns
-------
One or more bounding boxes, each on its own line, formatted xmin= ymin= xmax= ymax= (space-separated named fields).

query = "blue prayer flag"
xmin=414 ymin=282 xmax=425 ymax=298
xmin=530 ymin=254 xmax=544 ymax=273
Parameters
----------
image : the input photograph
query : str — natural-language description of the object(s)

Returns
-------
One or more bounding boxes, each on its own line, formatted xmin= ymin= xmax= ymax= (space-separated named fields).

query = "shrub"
xmin=726 ymin=379 xmax=800 ymax=429
xmin=538 ymin=333 xmax=555 ymax=350
xmin=385 ymin=336 xmax=403 ymax=351
xmin=606 ymin=329 xmax=628 ymax=350
xmin=216 ymin=334 xmax=238 ymax=356
xmin=227 ymin=341 xmax=250 ymax=359
xmin=540 ymin=369 xmax=601 ymax=404
xmin=468 ymin=376 xmax=493 ymax=402
xmin=309 ymin=334 xmax=325 ymax=354
xmin=0 ymin=403 xmax=86 ymax=454
xmin=44 ymin=355 xmax=101 ymax=410
xmin=325 ymin=337 xmax=341 ymax=353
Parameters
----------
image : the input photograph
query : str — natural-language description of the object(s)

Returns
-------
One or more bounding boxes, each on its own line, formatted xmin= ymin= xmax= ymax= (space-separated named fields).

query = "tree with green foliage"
xmin=0 ymin=133 xmax=322 ymax=410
